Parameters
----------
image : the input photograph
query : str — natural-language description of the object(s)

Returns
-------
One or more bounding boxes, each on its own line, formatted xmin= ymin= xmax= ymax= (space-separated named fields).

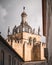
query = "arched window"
xmin=12 ymin=57 xmax=16 ymax=65
xmin=25 ymin=27 xmax=28 ymax=32
xmin=33 ymin=38 xmax=36 ymax=44
xmin=8 ymin=55 xmax=11 ymax=65
xmin=29 ymin=37 xmax=32 ymax=44
xmin=1 ymin=50 xmax=4 ymax=65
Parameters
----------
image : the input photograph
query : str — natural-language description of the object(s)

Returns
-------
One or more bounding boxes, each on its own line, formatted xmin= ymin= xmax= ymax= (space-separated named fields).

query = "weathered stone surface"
xmin=22 ymin=61 xmax=47 ymax=65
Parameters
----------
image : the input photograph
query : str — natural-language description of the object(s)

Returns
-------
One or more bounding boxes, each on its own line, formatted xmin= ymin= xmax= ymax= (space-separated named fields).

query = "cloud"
xmin=0 ymin=5 xmax=7 ymax=37
xmin=0 ymin=0 xmax=42 ymax=38
xmin=0 ymin=5 xmax=7 ymax=23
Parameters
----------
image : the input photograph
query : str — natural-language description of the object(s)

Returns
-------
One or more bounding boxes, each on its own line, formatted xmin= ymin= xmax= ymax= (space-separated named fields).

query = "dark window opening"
xmin=1 ymin=50 xmax=4 ymax=65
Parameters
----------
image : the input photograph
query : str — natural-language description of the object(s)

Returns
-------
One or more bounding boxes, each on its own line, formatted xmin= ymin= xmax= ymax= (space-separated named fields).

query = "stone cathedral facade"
xmin=7 ymin=7 xmax=46 ymax=61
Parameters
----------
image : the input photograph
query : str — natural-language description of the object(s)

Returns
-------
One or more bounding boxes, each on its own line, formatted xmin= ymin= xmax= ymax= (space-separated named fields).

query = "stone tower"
xmin=7 ymin=7 xmax=46 ymax=61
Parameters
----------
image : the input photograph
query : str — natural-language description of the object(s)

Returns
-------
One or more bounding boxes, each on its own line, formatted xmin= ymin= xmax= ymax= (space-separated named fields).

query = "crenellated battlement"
xmin=7 ymin=38 xmax=41 ymax=47
xmin=7 ymin=38 xmax=46 ymax=61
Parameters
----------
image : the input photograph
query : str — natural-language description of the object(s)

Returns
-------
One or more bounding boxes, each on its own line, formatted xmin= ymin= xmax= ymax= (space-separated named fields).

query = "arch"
xmin=29 ymin=37 xmax=32 ymax=44
xmin=1 ymin=50 xmax=4 ymax=65
xmin=33 ymin=38 xmax=36 ymax=44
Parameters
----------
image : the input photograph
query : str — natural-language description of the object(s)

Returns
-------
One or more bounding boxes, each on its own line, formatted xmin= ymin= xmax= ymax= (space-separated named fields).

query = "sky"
xmin=0 ymin=0 xmax=46 ymax=42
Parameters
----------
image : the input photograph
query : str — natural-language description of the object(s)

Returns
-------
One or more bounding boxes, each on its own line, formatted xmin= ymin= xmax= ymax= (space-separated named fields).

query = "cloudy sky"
xmin=0 ymin=0 xmax=43 ymax=39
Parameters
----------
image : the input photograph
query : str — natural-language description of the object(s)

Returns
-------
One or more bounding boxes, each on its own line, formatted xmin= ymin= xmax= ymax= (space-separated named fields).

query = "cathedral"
xmin=7 ymin=7 xmax=46 ymax=61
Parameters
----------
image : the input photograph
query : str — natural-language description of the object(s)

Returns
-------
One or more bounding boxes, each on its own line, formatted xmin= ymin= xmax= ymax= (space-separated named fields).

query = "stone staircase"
xmin=22 ymin=61 xmax=47 ymax=65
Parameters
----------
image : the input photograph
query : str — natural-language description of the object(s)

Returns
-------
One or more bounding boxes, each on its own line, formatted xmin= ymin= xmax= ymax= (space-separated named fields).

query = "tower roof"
xmin=12 ymin=7 xmax=32 ymax=34
xmin=21 ymin=7 xmax=27 ymax=17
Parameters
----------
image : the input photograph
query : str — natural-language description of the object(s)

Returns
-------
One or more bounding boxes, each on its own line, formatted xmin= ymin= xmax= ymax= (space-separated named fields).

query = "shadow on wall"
xmin=31 ymin=44 xmax=41 ymax=61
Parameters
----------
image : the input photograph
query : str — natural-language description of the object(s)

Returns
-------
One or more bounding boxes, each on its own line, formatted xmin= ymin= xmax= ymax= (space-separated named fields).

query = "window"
xmin=29 ymin=37 xmax=32 ymax=44
xmin=12 ymin=57 xmax=16 ymax=65
xmin=18 ymin=40 xmax=19 ymax=43
xmin=17 ymin=61 xmax=19 ymax=65
xmin=14 ymin=59 xmax=16 ymax=65
xmin=8 ymin=55 xmax=11 ymax=65
xmin=1 ymin=50 xmax=4 ymax=65
xmin=25 ymin=27 xmax=28 ymax=32
xmin=33 ymin=38 xmax=36 ymax=44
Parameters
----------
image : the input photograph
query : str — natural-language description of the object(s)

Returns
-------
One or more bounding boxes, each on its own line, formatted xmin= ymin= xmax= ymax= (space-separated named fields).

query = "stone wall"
xmin=23 ymin=43 xmax=33 ymax=61
xmin=7 ymin=39 xmax=46 ymax=61
xmin=41 ymin=43 xmax=46 ymax=60
xmin=12 ymin=40 xmax=23 ymax=58
xmin=7 ymin=31 xmax=46 ymax=61
xmin=0 ymin=38 xmax=24 ymax=65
